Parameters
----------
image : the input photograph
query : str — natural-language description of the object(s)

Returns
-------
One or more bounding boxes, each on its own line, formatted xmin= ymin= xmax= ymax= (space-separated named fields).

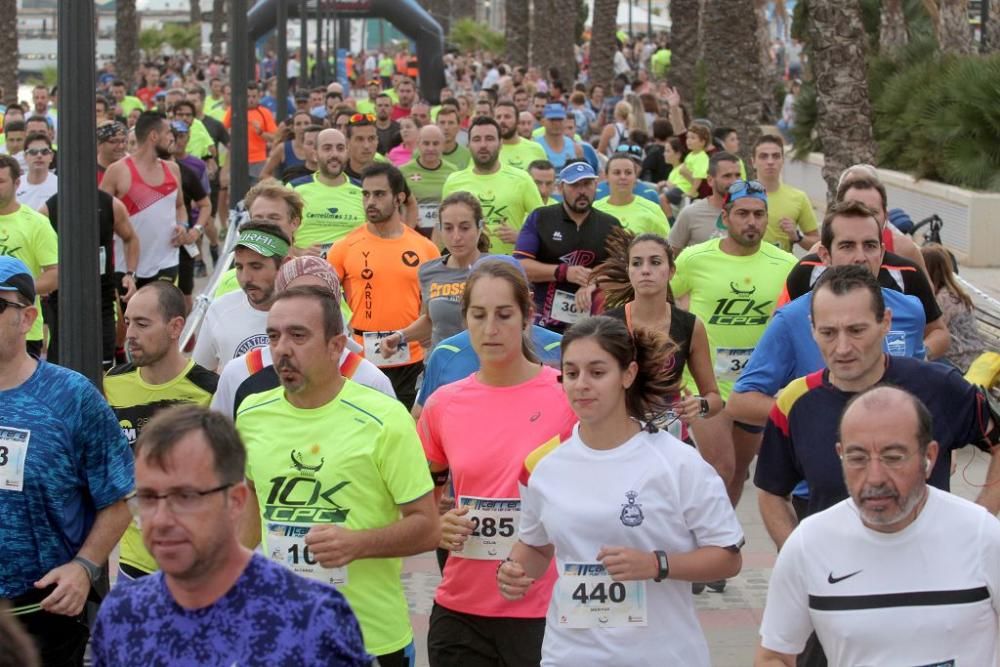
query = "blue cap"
xmin=472 ymin=254 xmax=528 ymax=281
xmin=170 ymin=120 xmax=190 ymax=134
xmin=559 ymin=161 xmax=597 ymax=184
xmin=543 ymin=103 xmax=567 ymax=120
xmin=0 ymin=256 xmax=35 ymax=303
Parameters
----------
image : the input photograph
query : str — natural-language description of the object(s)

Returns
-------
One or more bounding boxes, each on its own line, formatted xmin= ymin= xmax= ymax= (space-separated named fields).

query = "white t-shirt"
xmin=519 ymin=426 xmax=744 ymax=667
xmin=210 ymin=343 xmax=395 ymax=417
xmin=17 ymin=172 xmax=58 ymax=211
xmin=760 ymin=487 xmax=1000 ymax=665
xmin=192 ymin=290 xmax=269 ymax=372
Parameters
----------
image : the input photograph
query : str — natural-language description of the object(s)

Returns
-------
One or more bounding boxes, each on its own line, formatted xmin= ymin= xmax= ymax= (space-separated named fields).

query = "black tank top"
xmin=604 ymin=302 xmax=697 ymax=386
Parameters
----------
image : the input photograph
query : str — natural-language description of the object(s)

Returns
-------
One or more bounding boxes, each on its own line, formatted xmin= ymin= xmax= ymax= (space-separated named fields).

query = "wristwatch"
xmin=653 ymin=550 xmax=669 ymax=582
xmin=795 ymin=229 xmax=804 ymax=243
xmin=73 ymin=556 xmax=101 ymax=585
xmin=698 ymin=396 xmax=710 ymax=418
xmin=396 ymin=329 xmax=408 ymax=346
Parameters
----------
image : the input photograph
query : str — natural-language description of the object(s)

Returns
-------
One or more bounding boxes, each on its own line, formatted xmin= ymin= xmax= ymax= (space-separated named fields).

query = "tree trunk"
xmin=116 ymin=0 xmax=140 ymax=90
xmin=0 ymin=0 xmax=15 ymax=106
xmin=189 ymin=0 xmax=203 ymax=57
xmin=880 ymin=0 xmax=909 ymax=53
xmin=452 ymin=0 xmax=477 ymax=21
xmin=938 ymin=0 xmax=974 ymax=54
xmin=987 ymin=0 xmax=1000 ymax=53
xmin=588 ymin=0 xmax=619 ymax=93
xmin=211 ymin=0 xmax=227 ymax=57
xmin=703 ymin=0 xmax=767 ymax=160
xmin=756 ymin=0 xmax=780 ymax=123
xmin=668 ymin=0 xmax=700 ymax=108
xmin=531 ymin=0 xmax=577 ymax=84
xmin=806 ymin=0 xmax=877 ymax=201
xmin=505 ymin=0 xmax=531 ymax=66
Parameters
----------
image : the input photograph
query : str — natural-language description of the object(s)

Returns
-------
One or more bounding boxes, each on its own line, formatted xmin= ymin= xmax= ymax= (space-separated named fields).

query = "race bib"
xmin=418 ymin=202 xmax=439 ymax=230
xmin=455 ymin=496 xmax=520 ymax=560
xmin=551 ymin=289 xmax=581 ymax=325
xmin=714 ymin=347 xmax=753 ymax=381
xmin=362 ymin=331 xmax=411 ymax=367
xmin=0 ymin=426 xmax=30 ymax=492
xmin=885 ymin=331 xmax=906 ymax=357
xmin=557 ymin=562 xmax=647 ymax=628
xmin=265 ymin=522 xmax=348 ymax=587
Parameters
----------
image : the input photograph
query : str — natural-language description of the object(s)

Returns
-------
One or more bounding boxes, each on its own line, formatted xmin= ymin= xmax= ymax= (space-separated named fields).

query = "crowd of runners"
xmin=1 ymin=36 xmax=999 ymax=667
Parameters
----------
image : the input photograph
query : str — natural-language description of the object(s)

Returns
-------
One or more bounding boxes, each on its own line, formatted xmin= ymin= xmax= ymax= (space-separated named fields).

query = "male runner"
xmin=343 ymin=113 xmax=381 ymax=185
xmin=434 ymin=106 xmax=472 ymax=170
xmin=442 ymin=116 xmax=543 ymax=255
xmin=496 ymin=100 xmax=547 ymax=171
xmin=668 ymin=151 xmax=741 ymax=254
xmin=400 ymin=124 xmax=458 ymax=239
xmin=105 ymin=281 xmax=219 ymax=579
xmin=752 ymin=134 xmax=818 ymax=252
xmin=16 ymin=132 xmax=57 ymax=210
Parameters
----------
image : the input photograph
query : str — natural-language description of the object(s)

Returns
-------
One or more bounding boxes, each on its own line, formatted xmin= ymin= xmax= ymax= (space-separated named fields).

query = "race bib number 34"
xmin=455 ymin=496 xmax=519 ymax=560
xmin=557 ymin=562 xmax=647 ymax=628
xmin=714 ymin=347 xmax=753 ymax=382
xmin=266 ymin=522 xmax=348 ymax=587
xmin=0 ymin=426 xmax=30 ymax=492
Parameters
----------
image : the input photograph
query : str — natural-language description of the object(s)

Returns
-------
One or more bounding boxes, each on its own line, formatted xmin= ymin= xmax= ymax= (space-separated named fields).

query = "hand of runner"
xmin=304 ymin=525 xmax=364 ymax=568
xmin=496 ymin=559 xmax=533 ymax=601
xmin=121 ymin=274 xmax=137 ymax=302
xmin=495 ymin=220 xmax=519 ymax=244
xmin=566 ymin=265 xmax=592 ymax=286
xmin=35 ymin=561 xmax=91 ymax=617
xmin=380 ymin=333 xmax=402 ymax=359
xmin=674 ymin=389 xmax=702 ymax=423
xmin=779 ymin=217 xmax=797 ymax=238
xmin=171 ymin=224 xmax=188 ymax=246
xmin=439 ymin=505 xmax=474 ymax=552
xmin=574 ymin=283 xmax=596 ymax=314
xmin=597 ymin=545 xmax=659 ymax=582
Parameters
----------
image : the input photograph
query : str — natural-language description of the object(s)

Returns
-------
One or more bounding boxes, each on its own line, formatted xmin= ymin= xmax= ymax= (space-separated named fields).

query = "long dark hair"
xmin=561 ymin=316 xmax=678 ymax=429
xmin=591 ymin=228 xmax=675 ymax=309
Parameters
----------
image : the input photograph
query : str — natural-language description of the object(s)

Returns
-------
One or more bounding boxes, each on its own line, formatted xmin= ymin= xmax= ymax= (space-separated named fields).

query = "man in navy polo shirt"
xmin=514 ymin=161 xmax=621 ymax=333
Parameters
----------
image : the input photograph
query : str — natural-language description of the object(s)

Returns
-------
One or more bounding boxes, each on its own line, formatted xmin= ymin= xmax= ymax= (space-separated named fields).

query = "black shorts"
xmin=178 ymin=246 xmax=195 ymax=296
xmin=382 ymin=361 xmax=424 ymax=410
xmin=428 ymin=602 xmax=545 ymax=667
xmin=136 ymin=266 xmax=179 ymax=289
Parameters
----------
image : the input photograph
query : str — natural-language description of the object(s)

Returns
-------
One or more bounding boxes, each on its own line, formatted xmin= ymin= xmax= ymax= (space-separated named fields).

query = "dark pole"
xmin=628 ymin=1 xmax=633 ymax=40
xmin=647 ymin=0 xmax=652 ymax=36
xmin=230 ymin=0 xmax=250 ymax=206
xmin=332 ymin=11 xmax=339 ymax=86
xmin=57 ymin=0 xmax=101 ymax=385
xmin=299 ymin=0 xmax=308 ymax=88
xmin=276 ymin=0 xmax=288 ymax=123
xmin=315 ymin=2 xmax=323 ymax=84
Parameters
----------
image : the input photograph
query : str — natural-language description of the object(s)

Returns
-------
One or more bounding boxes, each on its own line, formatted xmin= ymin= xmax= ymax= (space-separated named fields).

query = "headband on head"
xmin=96 ymin=122 xmax=127 ymax=143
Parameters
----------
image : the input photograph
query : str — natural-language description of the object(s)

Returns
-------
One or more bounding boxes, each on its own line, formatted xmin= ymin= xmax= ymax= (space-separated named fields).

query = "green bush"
xmin=449 ymin=18 xmax=504 ymax=55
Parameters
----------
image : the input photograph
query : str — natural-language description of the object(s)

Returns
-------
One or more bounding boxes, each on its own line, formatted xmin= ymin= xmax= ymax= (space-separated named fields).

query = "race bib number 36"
xmin=266 ymin=522 xmax=348 ymax=587
xmin=551 ymin=289 xmax=581 ymax=325
xmin=557 ymin=562 xmax=647 ymax=628
xmin=455 ymin=496 xmax=519 ymax=560
xmin=0 ymin=426 xmax=30 ymax=492
xmin=714 ymin=347 xmax=753 ymax=382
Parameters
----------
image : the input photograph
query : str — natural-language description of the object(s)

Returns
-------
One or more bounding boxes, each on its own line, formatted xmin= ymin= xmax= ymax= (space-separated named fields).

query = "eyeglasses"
xmin=349 ymin=113 xmax=376 ymax=125
xmin=127 ymin=483 xmax=234 ymax=517
xmin=0 ymin=299 xmax=28 ymax=315
xmin=727 ymin=180 xmax=766 ymax=195
xmin=25 ymin=148 xmax=52 ymax=157
xmin=840 ymin=451 xmax=915 ymax=470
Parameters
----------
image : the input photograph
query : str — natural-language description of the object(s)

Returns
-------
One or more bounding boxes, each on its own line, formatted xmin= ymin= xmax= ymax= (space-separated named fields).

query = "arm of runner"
xmin=380 ymin=313 xmax=432 ymax=358
xmin=112 ymin=197 xmax=140 ymax=300
xmin=36 ymin=499 xmax=130 ymax=617
xmin=98 ymin=161 xmax=123 ymax=198
xmin=402 ymin=193 xmax=419 ymax=229
xmin=758 ymin=490 xmax=798 ymax=551
xmin=599 ymin=544 xmax=740 ymax=583
xmin=497 ymin=540 xmax=555 ymax=600
xmin=258 ymin=141 xmax=285 ymax=180
xmin=305 ymin=490 xmax=440 ymax=567
xmin=922 ymin=316 xmax=950 ymax=360
xmin=238 ymin=480 xmax=262 ymax=549
xmin=676 ymin=318 xmax=722 ymax=420
xmin=753 ymin=648 xmax=796 ymax=667
xmin=34 ymin=264 xmax=58 ymax=296
xmin=726 ymin=392 xmax=775 ymax=427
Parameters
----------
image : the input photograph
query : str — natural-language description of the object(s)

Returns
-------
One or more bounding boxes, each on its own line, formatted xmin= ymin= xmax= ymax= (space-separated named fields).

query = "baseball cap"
xmin=725 ymin=180 xmax=768 ymax=206
xmin=0 ymin=256 xmax=36 ymax=303
xmin=543 ymin=103 xmax=567 ymax=120
xmin=472 ymin=254 xmax=528 ymax=281
xmin=235 ymin=229 xmax=290 ymax=258
xmin=559 ymin=161 xmax=597 ymax=184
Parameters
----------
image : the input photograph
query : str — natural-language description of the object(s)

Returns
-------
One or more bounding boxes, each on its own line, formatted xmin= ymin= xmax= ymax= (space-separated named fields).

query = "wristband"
xmin=698 ymin=396 xmax=710 ymax=418
xmin=555 ymin=263 xmax=569 ymax=283
xmin=653 ymin=550 xmax=669 ymax=582
xmin=396 ymin=329 xmax=408 ymax=346
xmin=795 ymin=229 xmax=804 ymax=243
xmin=73 ymin=556 xmax=101 ymax=585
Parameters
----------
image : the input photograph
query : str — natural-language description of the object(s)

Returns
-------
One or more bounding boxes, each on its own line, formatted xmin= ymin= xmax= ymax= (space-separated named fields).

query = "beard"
xmin=155 ymin=146 xmax=172 ymax=160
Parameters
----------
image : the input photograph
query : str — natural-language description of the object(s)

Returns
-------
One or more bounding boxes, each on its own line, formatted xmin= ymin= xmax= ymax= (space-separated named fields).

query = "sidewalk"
xmin=401 ymin=449 xmax=995 ymax=666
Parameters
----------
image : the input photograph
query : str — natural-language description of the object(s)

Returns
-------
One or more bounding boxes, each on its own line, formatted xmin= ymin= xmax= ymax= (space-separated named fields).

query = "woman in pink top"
xmin=388 ymin=117 xmax=419 ymax=166
xmin=418 ymin=258 xmax=577 ymax=667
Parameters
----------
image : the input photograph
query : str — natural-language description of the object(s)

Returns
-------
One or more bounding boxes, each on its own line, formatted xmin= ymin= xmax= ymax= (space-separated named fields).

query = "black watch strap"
xmin=698 ymin=396 xmax=710 ymax=417
xmin=653 ymin=550 xmax=669 ymax=582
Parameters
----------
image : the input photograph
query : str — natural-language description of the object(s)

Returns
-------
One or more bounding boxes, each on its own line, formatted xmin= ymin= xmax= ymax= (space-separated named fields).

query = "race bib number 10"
xmin=266 ymin=522 xmax=348 ymax=587
xmin=455 ymin=496 xmax=520 ymax=560
xmin=0 ymin=426 xmax=30 ymax=492
xmin=557 ymin=562 xmax=647 ymax=628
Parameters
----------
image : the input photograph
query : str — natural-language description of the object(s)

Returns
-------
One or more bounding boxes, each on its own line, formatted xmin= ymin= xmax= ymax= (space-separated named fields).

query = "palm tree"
xmin=211 ymin=0 xmax=227 ymax=58
xmin=531 ymin=0 xmax=577 ymax=86
xmin=703 ymin=0 xmax=766 ymax=160
xmin=668 ymin=0 xmax=700 ymax=106
xmin=988 ymin=0 xmax=1000 ymax=52
xmin=505 ymin=0 xmax=530 ymax=66
xmin=805 ymin=0 xmax=877 ymax=200
xmin=116 ymin=0 xmax=140 ymax=90
xmin=937 ymin=0 xmax=974 ymax=53
xmin=880 ymin=0 xmax=909 ymax=53
xmin=0 ymin=0 xmax=17 ymax=107
xmin=189 ymin=0 xmax=203 ymax=57
xmin=588 ymin=0 xmax=619 ymax=93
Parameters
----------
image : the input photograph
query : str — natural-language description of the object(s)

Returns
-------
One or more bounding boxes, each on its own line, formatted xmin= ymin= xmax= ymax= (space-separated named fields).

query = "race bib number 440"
xmin=455 ymin=496 xmax=520 ymax=560
xmin=557 ymin=562 xmax=647 ymax=628
xmin=266 ymin=522 xmax=348 ymax=587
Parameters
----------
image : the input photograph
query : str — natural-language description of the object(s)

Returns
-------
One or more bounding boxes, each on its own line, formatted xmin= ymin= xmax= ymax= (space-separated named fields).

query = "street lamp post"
xmin=277 ymin=0 xmax=288 ymax=123
xmin=230 ymin=0 xmax=250 ymax=206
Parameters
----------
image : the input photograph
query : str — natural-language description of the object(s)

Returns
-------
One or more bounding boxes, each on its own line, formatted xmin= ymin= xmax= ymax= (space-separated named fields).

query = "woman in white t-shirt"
xmin=497 ymin=316 xmax=744 ymax=666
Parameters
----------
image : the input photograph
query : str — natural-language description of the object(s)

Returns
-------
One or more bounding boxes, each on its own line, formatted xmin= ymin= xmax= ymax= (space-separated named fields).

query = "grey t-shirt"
xmin=419 ymin=256 xmax=478 ymax=348
xmin=668 ymin=198 xmax=725 ymax=250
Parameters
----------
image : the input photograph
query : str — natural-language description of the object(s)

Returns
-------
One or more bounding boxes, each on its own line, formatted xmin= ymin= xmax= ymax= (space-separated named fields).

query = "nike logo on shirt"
xmin=827 ymin=570 xmax=862 ymax=584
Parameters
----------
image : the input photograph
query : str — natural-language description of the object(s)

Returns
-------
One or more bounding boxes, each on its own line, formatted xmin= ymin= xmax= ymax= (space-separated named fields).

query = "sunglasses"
xmin=0 ymin=298 xmax=27 ymax=314
xmin=727 ymin=180 xmax=766 ymax=195
xmin=25 ymin=148 xmax=52 ymax=156
xmin=349 ymin=113 xmax=376 ymax=125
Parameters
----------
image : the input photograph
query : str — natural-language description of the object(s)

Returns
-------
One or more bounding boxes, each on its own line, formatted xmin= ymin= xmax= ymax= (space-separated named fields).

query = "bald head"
xmin=316 ymin=128 xmax=348 ymax=180
xmin=417 ymin=125 xmax=445 ymax=165
xmin=326 ymin=82 xmax=344 ymax=95
xmin=840 ymin=386 xmax=933 ymax=455
xmin=517 ymin=110 xmax=536 ymax=139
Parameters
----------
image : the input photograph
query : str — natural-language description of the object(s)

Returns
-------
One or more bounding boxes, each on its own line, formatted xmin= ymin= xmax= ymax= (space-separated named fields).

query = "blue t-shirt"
xmin=416 ymin=325 xmax=562 ymax=406
xmin=0 ymin=361 xmax=133 ymax=598
xmin=92 ymin=553 xmax=371 ymax=666
xmin=733 ymin=287 xmax=927 ymax=398
xmin=595 ymin=180 xmax=660 ymax=205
